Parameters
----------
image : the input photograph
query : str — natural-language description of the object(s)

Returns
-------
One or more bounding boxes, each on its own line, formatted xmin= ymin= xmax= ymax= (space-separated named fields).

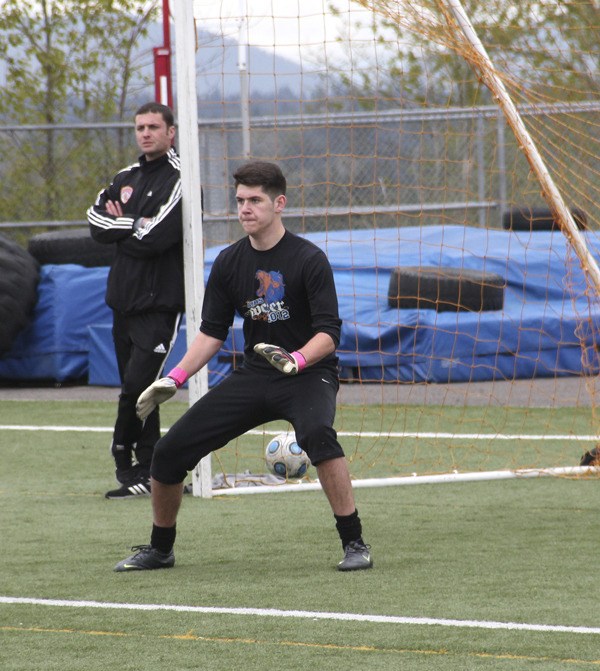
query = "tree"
xmin=0 ymin=0 xmax=160 ymax=220
xmin=324 ymin=0 xmax=600 ymax=108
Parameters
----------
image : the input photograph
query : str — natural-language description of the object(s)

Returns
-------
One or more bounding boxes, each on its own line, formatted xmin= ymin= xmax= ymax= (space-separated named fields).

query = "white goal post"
xmin=173 ymin=0 xmax=212 ymax=498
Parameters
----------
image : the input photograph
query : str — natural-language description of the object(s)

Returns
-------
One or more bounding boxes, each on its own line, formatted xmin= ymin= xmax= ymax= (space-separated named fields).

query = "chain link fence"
xmin=2 ymin=102 xmax=598 ymax=248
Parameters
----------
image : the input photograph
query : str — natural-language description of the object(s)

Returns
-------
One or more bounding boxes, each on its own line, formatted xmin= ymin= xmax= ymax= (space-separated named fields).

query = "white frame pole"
xmin=173 ymin=0 xmax=212 ymax=498
xmin=238 ymin=0 xmax=251 ymax=158
xmin=441 ymin=0 xmax=600 ymax=293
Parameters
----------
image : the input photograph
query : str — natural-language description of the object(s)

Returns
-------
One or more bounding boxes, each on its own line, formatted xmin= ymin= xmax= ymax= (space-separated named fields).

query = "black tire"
xmin=28 ymin=228 xmax=115 ymax=267
xmin=388 ymin=266 xmax=505 ymax=312
xmin=0 ymin=234 xmax=40 ymax=354
xmin=502 ymin=206 xmax=588 ymax=231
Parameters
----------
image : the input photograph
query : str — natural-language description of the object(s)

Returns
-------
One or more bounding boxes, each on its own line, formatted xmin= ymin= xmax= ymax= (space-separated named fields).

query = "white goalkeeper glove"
xmin=254 ymin=343 xmax=306 ymax=375
xmin=136 ymin=377 xmax=177 ymax=420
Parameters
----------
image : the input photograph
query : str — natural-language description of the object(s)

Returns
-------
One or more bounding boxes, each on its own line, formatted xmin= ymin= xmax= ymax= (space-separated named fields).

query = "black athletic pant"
xmin=151 ymin=364 xmax=345 ymax=484
xmin=112 ymin=311 xmax=182 ymax=470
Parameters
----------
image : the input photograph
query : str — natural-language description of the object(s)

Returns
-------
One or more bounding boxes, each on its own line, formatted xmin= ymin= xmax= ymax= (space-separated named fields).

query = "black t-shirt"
xmin=200 ymin=230 xmax=341 ymax=373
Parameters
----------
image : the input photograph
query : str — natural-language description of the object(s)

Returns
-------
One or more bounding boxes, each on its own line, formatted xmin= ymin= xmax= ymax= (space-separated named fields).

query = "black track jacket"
xmin=87 ymin=148 xmax=184 ymax=315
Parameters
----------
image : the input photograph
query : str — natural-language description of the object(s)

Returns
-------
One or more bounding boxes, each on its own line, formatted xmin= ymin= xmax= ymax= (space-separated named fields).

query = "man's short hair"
xmin=233 ymin=161 xmax=287 ymax=199
xmin=134 ymin=102 xmax=175 ymax=128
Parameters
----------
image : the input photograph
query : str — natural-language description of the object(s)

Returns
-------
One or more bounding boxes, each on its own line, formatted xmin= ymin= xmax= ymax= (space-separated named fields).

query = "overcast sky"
xmin=192 ymin=0 xmax=375 ymax=62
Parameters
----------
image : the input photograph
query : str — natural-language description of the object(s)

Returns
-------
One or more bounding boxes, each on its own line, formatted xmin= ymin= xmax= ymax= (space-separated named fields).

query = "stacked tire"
xmin=388 ymin=266 xmax=505 ymax=312
xmin=27 ymin=227 xmax=115 ymax=267
xmin=0 ymin=234 xmax=40 ymax=355
xmin=502 ymin=206 xmax=587 ymax=231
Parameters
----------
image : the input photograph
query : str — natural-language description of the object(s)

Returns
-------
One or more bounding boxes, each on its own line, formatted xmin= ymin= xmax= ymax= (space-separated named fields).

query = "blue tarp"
xmin=0 ymin=265 xmax=111 ymax=381
xmin=1 ymin=225 xmax=598 ymax=385
xmin=327 ymin=226 xmax=599 ymax=382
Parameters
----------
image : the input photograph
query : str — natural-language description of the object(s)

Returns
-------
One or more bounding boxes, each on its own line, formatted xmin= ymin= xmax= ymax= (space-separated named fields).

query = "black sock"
xmin=111 ymin=443 xmax=132 ymax=472
xmin=334 ymin=509 xmax=363 ymax=548
xmin=134 ymin=444 xmax=154 ymax=470
xmin=150 ymin=524 xmax=176 ymax=554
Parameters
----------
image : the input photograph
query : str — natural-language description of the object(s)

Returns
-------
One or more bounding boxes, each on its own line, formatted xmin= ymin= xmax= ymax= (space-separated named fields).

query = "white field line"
xmin=1 ymin=596 xmax=599 ymax=635
xmin=1 ymin=423 xmax=599 ymax=442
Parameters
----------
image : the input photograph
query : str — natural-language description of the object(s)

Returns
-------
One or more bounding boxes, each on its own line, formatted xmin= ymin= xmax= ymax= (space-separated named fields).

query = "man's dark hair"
xmin=233 ymin=161 xmax=287 ymax=199
xmin=134 ymin=102 xmax=175 ymax=128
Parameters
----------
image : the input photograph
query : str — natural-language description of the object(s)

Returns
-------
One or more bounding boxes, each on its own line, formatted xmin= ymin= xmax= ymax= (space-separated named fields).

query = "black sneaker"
xmin=105 ymin=476 xmax=151 ymax=499
xmin=114 ymin=545 xmax=175 ymax=572
xmin=337 ymin=540 xmax=373 ymax=571
xmin=580 ymin=447 xmax=600 ymax=466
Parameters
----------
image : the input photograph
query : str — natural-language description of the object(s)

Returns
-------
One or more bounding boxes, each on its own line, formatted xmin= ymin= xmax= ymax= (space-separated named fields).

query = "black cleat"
xmin=337 ymin=540 xmax=373 ymax=571
xmin=580 ymin=447 xmax=600 ymax=466
xmin=114 ymin=545 xmax=175 ymax=572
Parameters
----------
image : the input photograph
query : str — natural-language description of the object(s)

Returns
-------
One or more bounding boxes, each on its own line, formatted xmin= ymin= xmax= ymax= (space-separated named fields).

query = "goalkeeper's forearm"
xmin=294 ymin=332 xmax=336 ymax=364
xmin=173 ymin=332 xmax=225 ymax=379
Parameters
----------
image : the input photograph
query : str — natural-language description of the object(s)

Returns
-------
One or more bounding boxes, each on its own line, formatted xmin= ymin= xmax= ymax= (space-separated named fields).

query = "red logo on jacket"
xmin=120 ymin=186 xmax=133 ymax=204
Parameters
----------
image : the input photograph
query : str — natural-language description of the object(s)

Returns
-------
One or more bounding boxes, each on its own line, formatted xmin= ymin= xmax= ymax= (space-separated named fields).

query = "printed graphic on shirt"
xmin=244 ymin=269 xmax=290 ymax=323
xmin=120 ymin=186 xmax=133 ymax=204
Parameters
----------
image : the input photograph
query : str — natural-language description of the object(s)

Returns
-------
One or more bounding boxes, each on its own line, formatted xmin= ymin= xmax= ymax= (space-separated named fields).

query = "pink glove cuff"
xmin=167 ymin=366 xmax=188 ymax=388
xmin=291 ymin=351 xmax=307 ymax=372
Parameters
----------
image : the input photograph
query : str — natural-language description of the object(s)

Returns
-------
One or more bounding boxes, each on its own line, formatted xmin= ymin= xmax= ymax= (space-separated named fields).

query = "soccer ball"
xmin=265 ymin=432 xmax=310 ymax=479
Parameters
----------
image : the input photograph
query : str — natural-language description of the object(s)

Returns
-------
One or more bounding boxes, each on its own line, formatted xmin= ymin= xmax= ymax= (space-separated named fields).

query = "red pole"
xmin=162 ymin=0 xmax=171 ymax=50
xmin=153 ymin=0 xmax=173 ymax=108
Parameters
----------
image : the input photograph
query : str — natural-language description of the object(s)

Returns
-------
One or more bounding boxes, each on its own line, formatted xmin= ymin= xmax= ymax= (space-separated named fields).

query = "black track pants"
xmin=112 ymin=311 xmax=182 ymax=466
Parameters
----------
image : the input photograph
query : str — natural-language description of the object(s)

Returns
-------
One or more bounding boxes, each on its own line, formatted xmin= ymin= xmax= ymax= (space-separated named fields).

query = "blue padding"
xmin=307 ymin=226 xmax=600 ymax=382
xmin=2 ymin=226 xmax=599 ymax=385
xmin=0 ymin=265 xmax=111 ymax=382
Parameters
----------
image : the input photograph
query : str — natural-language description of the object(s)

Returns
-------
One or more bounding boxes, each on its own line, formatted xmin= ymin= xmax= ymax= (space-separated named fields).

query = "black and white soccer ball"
xmin=265 ymin=432 xmax=310 ymax=479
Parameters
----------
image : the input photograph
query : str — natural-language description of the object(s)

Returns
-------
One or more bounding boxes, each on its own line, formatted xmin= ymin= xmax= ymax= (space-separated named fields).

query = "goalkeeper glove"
xmin=136 ymin=367 xmax=188 ymax=420
xmin=136 ymin=377 xmax=177 ymax=421
xmin=254 ymin=343 xmax=306 ymax=375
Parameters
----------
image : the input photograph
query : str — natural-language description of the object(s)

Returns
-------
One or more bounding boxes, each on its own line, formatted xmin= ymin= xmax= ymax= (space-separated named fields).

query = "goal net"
xmin=183 ymin=0 xmax=600 ymax=493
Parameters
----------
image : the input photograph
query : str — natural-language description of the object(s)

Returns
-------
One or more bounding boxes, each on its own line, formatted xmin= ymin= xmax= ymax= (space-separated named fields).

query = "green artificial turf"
xmin=1 ymin=399 xmax=599 ymax=670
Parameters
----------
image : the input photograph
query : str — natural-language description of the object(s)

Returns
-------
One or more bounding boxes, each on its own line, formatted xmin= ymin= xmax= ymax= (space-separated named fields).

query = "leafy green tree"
xmin=324 ymin=0 xmax=600 ymax=108
xmin=0 ymin=0 xmax=160 ymax=221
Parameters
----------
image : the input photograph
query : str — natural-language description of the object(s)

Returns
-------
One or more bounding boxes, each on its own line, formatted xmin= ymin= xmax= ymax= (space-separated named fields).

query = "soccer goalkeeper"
xmin=114 ymin=161 xmax=372 ymax=573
